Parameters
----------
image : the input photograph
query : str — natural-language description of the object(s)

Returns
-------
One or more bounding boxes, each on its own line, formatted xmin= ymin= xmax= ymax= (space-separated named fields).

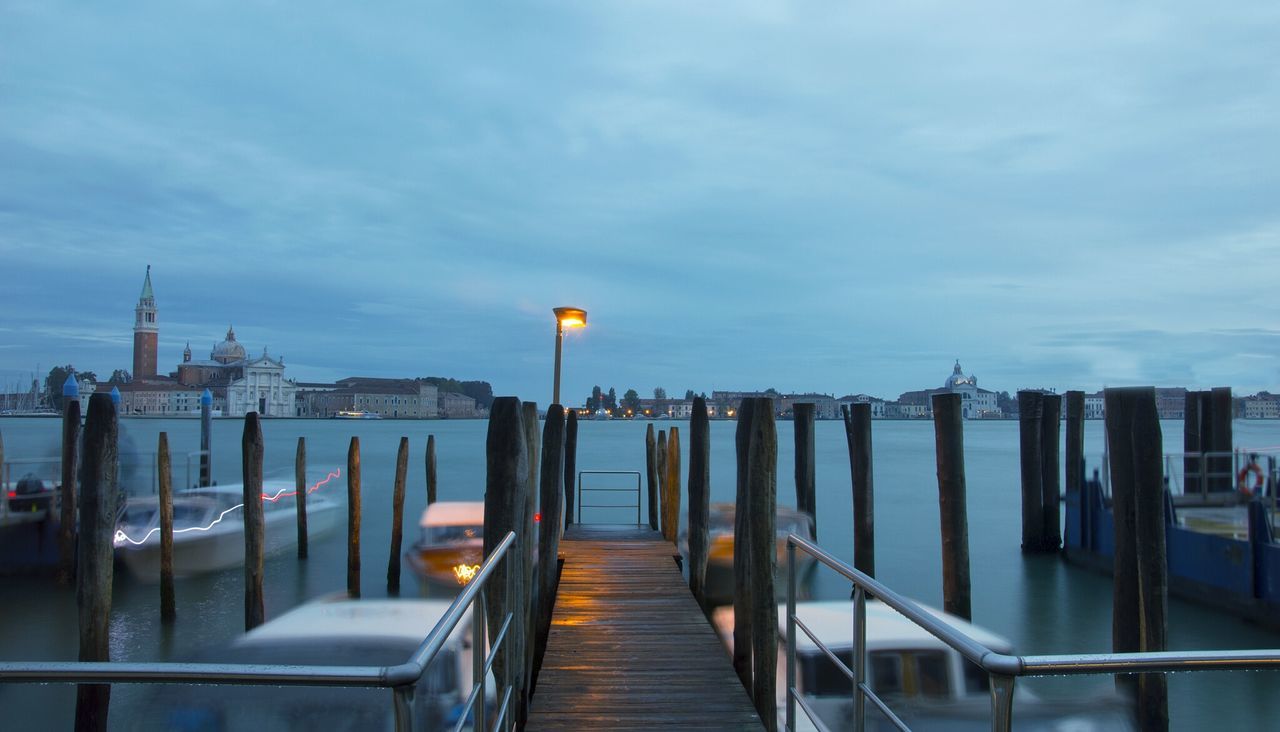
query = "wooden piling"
xmin=1065 ymin=391 xmax=1085 ymax=548
xmin=347 ymin=436 xmax=362 ymax=598
xmin=1183 ymin=391 xmax=1203 ymax=494
xmin=563 ymin=411 xmax=578 ymax=527
xmin=688 ymin=396 xmax=711 ymax=606
xmin=484 ymin=397 xmax=530 ymax=724
xmin=1018 ymin=391 xmax=1047 ymax=552
xmin=746 ymin=398 xmax=778 ymax=729
xmin=58 ymin=398 xmax=81 ymax=583
xmin=645 ymin=424 xmax=659 ymax=531
xmin=242 ymin=413 xmax=265 ymax=630
xmin=534 ymin=404 xmax=566 ymax=688
xmin=663 ymin=427 xmax=681 ymax=544
xmin=793 ymin=402 xmax=816 ymax=539
xmin=75 ymin=392 xmax=117 ymax=732
xmin=520 ymin=401 xmax=539 ymax=703
xmin=1105 ymin=387 xmax=1168 ymax=727
xmin=158 ymin=432 xmax=176 ymax=623
xmin=657 ymin=429 xmax=668 ymax=536
xmin=842 ymin=404 xmax=876 ymax=578
xmin=732 ymin=398 xmax=756 ymax=690
xmin=1209 ymin=387 xmax=1233 ymax=493
xmin=932 ymin=393 xmax=971 ymax=621
xmin=1040 ymin=394 xmax=1063 ymax=550
xmin=295 ymin=437 xmax=308 ymax=559
xmin=425 ymin=434 xmax=438 ymax=505
xmin=387 ymin=436 xmax=409 ymax=595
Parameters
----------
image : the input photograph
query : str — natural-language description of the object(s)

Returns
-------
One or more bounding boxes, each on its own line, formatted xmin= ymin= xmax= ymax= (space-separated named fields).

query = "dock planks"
xmin=526 ymin=524 xmax=763 ymax=731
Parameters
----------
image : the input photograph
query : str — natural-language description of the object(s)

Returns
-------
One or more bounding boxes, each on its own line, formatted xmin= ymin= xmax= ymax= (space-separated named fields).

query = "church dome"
xmin=212 ymin=326 xmax=247 ymax=364
xmin=945 ymin=360 xmax=976 ymax=389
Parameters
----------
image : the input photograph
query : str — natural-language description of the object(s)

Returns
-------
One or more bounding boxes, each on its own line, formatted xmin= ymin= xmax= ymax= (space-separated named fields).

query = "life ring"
xmin=1237 ymin=463 xmax=1264 ymax=496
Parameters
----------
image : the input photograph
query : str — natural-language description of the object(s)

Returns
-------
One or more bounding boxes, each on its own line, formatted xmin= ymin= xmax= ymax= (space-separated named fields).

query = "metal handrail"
xmin=576 ymin=470 xmax=642 ymax=524
xmin=0 ymin=530 xmax=520 ymax=732
xmin=784 ymin=533 xmax=1280 ymax=732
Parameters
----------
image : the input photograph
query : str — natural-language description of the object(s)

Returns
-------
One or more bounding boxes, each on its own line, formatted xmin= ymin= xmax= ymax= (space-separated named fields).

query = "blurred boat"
xmin=406 ymin=501 xmax=485 ymax=593
xmin=682 ymin=502 xmax=816 ymax=606
xmin=136 ymin=596 xmax=491 ymax=731
xmin=113 ymin=480 xmax=341 ymax=580
xmin=714 ymin=600 xmax=1134 ymax=731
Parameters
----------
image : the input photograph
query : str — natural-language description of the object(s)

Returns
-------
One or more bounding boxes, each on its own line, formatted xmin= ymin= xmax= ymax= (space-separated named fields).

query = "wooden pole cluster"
xmin=656 ymin=429 xmax=668 ymax=535
xmin=687 ymin=397 xmax=711 ymax=607
xmin=1018 ymin=390 xmax=1062 ymax=552
xmin=731 ymin=397 xmax=778 ymax=730
xmin=663 ymin=428 xmax=681 ymax=544
xmin=1184 ymin=388 xmax=1234 ymax=494
xmin=387 ymin=436 xmax=409 ymax=594
xmin=1064 ymin=392 xmax=1085 ymax=548
xmin=563 ymin=411 xmax=577 ymax=527
xmin=645 ymin=424 xmax=659 ymax=531
xmin=534 ymin=405 xmax=566 ymax=689
xmin=841 ymin=404 xmax=875 ymax=577
xmin=295 ymin=437 xmax=308 ymax=559
xmin=484 ymin=397 xmax=532 ymax=724
xmin=158 ymin=433 xmax=176 ymax=623
xmin=76 ymin=393 xmax=117 ymax=732
xmin=425 ymin=434 xmax=438 ymax=505
xmin=793 ymin=403 xmax=816 ymax=539
xmin=931 ymin=394 xmax=971 ymax=621
xmin=58 ymin=397 xmax=81 ymax=583
xmin=242 ymin=414 xmax=265 ymax=630
xmin=347 ymin=436 xmax=362 ymax=598
xmin=1104 ymin=387 xmax=1168 ymax=731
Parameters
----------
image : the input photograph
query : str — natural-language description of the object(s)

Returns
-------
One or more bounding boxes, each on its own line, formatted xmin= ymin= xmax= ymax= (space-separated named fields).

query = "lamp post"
xmin=552 ymin=307 xmax=587 ymax=406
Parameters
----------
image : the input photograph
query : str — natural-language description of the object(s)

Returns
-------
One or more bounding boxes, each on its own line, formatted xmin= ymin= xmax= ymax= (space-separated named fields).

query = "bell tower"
xmin=133 ymin=265 xmax=158 ymax=379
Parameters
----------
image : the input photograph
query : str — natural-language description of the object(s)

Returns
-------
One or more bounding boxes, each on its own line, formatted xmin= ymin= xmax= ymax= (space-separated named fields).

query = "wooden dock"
xmin=526 ymin=524 xmax=763 ymax=731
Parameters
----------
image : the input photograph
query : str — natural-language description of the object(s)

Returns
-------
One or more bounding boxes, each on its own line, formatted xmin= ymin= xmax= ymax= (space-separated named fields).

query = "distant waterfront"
xmin=1 ymin=416 xmax=1278 ymax=729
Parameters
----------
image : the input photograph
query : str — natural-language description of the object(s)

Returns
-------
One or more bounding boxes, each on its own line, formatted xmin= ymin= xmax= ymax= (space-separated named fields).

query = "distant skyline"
xmin=2 ymin=3 xmax=1278 ymax=403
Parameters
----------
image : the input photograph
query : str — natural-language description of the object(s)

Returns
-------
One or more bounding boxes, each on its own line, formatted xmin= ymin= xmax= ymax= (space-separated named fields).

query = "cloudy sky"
xmin=2 ymin=2 xmax=1277 ymax=403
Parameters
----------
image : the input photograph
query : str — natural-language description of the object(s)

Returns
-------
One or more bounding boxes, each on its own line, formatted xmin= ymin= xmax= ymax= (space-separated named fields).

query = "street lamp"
xmin=552 ymin=306 xmax=587 ymax=406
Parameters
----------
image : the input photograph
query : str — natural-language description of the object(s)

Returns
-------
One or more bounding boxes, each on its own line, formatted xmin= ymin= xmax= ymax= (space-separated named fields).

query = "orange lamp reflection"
xmin=453 ymin=563 xmax=482 ymax=585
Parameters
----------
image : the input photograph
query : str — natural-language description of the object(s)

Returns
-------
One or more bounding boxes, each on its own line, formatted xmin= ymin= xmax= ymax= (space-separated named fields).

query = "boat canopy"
xmin=240 ymin=598 xmax=464 ymax=645
xmin=420 ymin=501 xmax=484 ymax=529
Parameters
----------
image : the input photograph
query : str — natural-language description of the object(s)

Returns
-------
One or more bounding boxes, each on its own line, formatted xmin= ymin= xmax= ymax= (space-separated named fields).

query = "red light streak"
xmin=263 ymin=469 xmax=342 ymax=502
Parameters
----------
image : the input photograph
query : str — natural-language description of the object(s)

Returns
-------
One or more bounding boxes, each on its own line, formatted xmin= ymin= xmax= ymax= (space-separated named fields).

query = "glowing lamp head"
xmin=553 ymin=307 xmax=587 ymax=330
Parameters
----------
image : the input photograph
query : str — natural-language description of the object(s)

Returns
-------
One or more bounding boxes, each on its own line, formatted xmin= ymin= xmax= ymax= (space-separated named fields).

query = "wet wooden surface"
xmin=526 ymin=524 xmax=763 ymax=731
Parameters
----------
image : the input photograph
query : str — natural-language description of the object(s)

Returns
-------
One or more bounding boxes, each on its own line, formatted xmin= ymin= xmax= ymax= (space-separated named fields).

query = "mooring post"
xmin=1106 ymin=387 xmax=1169 ymax=727
xmin=1209 ymin=387 xmax=1233 ymax=493
xmin=347 ymin=436 xmax=362 ymax=598
xmin=59 ymin=379 xmax=81 ymax=584
xmin=387 ymin=436 xmax=409 ymax=595
xmin=158 ymin=432 xmax=176 ymax=623
xmin=842 ymin=403 xmax=876 ymax=578
xmin=242 ymin=413 xmax=265 ymax=630
xmin=199 ymin=388 xmax=212 ymax=486
xmin=732 ymin=398 xmax=756 ymax=690
xmin=793 ymin=402 xmax=816 ymax=539
xmin=1040 ymin=394 xmax=1063 ymax=550
xmin=663 ymin=427 xmax=682 ymax=544
xmin=932 ymin=393 xmax=972 ymax=621
xmin=75 ymin=393 xmax=117 ymax=732
xmin=747 ymin=397 xmax=778 ymax=730
xmin=484 ymin=397 xmax=530 ymax=725
xmin=1183 ymin=391 xmax=1202 ymax=496
xmin=1065 ymin=391 xmax=1085 ymax=550
xmin=520 ymin=400 xmax=539 ymax=706
xmin=1018 ymin=390 xmax=1046 ymax=552
xmin=563 ymin=411 xmax=577 ymax=527
xmin=425 ymin=434 xmax=438 ymax=506
xmin=645 ymin=423 xmax=659 ymax=531
xmin=688 ymin=396 xmax=711 ymax=606
xmin=534 ymin=404 xmax=566 ymax=690
xmin=295 ymin=437 xmax=308 ymax=559
xmin=656 ymin=429 xmax=668 ymax=536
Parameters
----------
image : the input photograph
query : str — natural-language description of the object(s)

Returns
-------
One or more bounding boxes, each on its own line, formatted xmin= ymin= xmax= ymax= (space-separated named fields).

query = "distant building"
xmin=296 ymin=378 xmax=438 ymax=418
xmin=133 ymin=266 xmax=159 ymax=379
xmin=1154 ymin=387 xmax=1187 ymax=420
xmin=438 ymin=391 xmax=483 ymax=419
xmin=1084 ymin=392 xmax=1105 ymax=419
xmin=1242 ymin=393 xmax=1280 ymax=419
xmin=894 ymin=361 xmax=999 ymax=419
xmin=837 ymin=394 xmax=887 ymax=418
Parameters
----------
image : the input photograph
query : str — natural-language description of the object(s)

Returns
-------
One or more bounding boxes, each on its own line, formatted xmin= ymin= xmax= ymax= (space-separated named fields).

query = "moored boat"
xmin=113 ymin=475 xmax=342 ymax=581
xmin=406 ymin=501 xmax=485 ymax=593
xmin=332 ymin=410 xmax=383 ymax=419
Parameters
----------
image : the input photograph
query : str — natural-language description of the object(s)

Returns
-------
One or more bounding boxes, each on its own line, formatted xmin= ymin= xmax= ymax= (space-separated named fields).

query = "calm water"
xmin=2 ymin=415 xmax=1278 ymax=730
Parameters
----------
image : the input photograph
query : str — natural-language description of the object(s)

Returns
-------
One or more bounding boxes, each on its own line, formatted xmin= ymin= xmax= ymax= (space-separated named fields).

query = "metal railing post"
xmin=853 ymin=585 xmax=867 ymax=732
xmin=474 ymin=592 xmax=487 ymax=732
xmin=786 ymin=539 xmax=796 ymax=732
xmin=392 ymin=684 xmax=413 ymax=732
xmin=989 ymin=674 xmax=1015 ymax=732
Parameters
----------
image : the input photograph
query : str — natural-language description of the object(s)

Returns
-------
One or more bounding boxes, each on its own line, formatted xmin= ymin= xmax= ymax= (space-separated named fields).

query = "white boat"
xmin=332 ymin=410 xmax=383 ymax=419
xmin=406 ymin=501 xmax=485 ymax=592
xmin=136 ymin=596 xmax=493 ymax=730
xmin=714 ymin=601 xmax=1134 ymax=731
xmin=113 ymin=478 xmax=342 ymax=581
xmin=682 ymin=502 xmax=817 ymax=606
